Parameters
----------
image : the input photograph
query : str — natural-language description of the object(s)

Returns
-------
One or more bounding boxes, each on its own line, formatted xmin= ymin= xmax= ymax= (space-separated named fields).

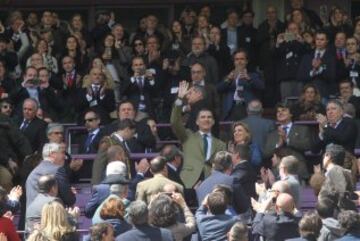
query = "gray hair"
xmin=46 ymin=123 xmax=64 ymax=136
xmin=127 ymin=200 xmax=148 ymax=225
xmin=105 ymin=161 xmax=127 ymax=176
xmin=110 ymin=184 xmax=128 ymax=197
xmin=280 ymin=155 xmax=298 ymax=175
xmin=42 ymin=143 xmax=62 ymax=159
xmin=247 ymin=99 xmax=263 ymax=115
xmin=212 ymin=151 xmax=233 ymax=172
xmin=23 ymin=98 xmax=39 ymax=111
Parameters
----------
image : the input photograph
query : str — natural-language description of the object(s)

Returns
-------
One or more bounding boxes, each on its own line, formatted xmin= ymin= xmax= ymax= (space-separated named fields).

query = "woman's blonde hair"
xmin=40 ymin=201 xmax=75 ymax=241
xmin=232 ymin=121 xmax=251 ymax=144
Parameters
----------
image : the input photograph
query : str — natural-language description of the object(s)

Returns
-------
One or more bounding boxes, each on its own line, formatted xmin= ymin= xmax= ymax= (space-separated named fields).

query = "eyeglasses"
xmin=85 ymin=118 xmax=97 ymax=122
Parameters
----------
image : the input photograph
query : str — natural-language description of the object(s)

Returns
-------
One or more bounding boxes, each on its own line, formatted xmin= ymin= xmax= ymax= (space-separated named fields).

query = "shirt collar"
xmin=167 ymin=163 xmax=177 ymax=172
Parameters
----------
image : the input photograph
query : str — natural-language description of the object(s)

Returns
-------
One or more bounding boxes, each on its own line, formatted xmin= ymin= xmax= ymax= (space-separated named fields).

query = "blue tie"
xmin=84 ymin=133 xmax=94 ymax=153
xmin=203 ymin=134 xmax=208 ymax=159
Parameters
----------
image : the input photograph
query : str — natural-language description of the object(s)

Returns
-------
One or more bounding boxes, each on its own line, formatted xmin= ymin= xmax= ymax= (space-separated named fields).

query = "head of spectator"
xmin=186 ymin=84 xmax=206 ymax=105
xmin=271 ymin=180 xmax=291 ymax=196
xmin=276 ymin=102 xmax=293 ymax=125
xmin=279 ymin=155 xmax=298 ymax=180
xmin=199 ymin=5 xmax=211 ymax=20
xmin=47 ymin=123 xmax=64 ymax=143
xmin=40 ymin=200 xmax=76 ymax=240
xmin=117 ymin=101 xmax=136 ymax=120
xmin=212 ymin=151 xmax=233 ymax=175
xmin=127 ymin=200 xmax=148 ymax=225
xmin=213 ymin=184 xmax=233 ymax=207
xmin=0 ymin=98 xmax=13 ymax=116
xmin=195 ymin=108 xmax=214 ymax=133
xmin=343 ymin=102 xmax=356 ymax=118
xmin=23 ymin=98 xmax=39 ymax=121
xmin=191 ymin=36 xmax=206 ymax=56
xmin=233 ymin=49 xmax=248 ymax=70
xmin=206 ymin=191 xmax=227 ymax=215
xmin=346 ymin=37 xmax=358 ymax=56
xmin=90 ymin=223 xmax=114 ymax=241
xmin=298 ymin=212 xmax=322 ymax=240
xmin=29 ymin=53 xmax=45 ymax=70
xmin=227 ymin=222 xmax=248 ymax=241
xmin=339 ymin=79 xmax=354 ymax=103
xmin=315 ymin=31 xmax=329 ymax=51
xmin=100 ymin=197 xmax=125 ymax=221
xmin=329 ymin=7 xmax=345 ymax=26
xmin=209 ymin=26 xmax=222 ymax=46
xmin=180 ymin=7 xmax=197 ymax=27
xmin=112 ymin=24 xmax=126 ymax=42
xmin=275 ymin=193 xmax=295 ymax=214
xmin=27 ymin=12 xmax=39 ymax=27
xmin=146 ymin=14 xmax=158 ymax=33
xmin=197 ymin=14 xmax=210 ymax=31
xmin=131 ymin=56 xmax=146 ymax=77
xmin=42 ymin=142 xmax=66 ymax=166
xmin=170 ymin=20 xmax=182 ymax=36
xmin=66 ymin=35 xmax=81 ymax=53
xmin=38 ymin=174 xmax=58 ymax=197
xmin=309 ymin=173 xmax=326 ymax=196
xmin=246 ymin=99 xmax=263 ymax=116
xmin=41 ymin=11 xmax=53 ymax=29
xmin=299 ymin=83 xmax=321 ymax=104
xmin=232 ymin=122 xmax=251 ymax=145
xmin=70 ymin=14 xmax=84 ymax=32
xmin=290 ymin=0 xmax=304 ymax=10
xmin=107 ymin=146 xmax=128 ymax=166
xmin=150 ymin=156 xmax=168 ymax=176
xmin=38 ymin=67 xmax=50 ymax=89
xmin=148 ymin=193 xmax=177 ymax=228
xmin=132 ymin=38 xmax=146 ymax=57
xmin=62 ymin=56 xmax=76 ymax=74
xmin=161 ymin=144 xmax=183 ymax=172
xmin=286 ymin=21 xmax=301 ymax=36
xmin=191 ymin=62 xmax=206 ymax=83
xmin=338 ymin=210 xmax=360 ymax=237
xmin=36 ymin=39 xmax=49 ymax=55
xmin=146 ymin=118 xmax=158 ymax=137
xmin=326 ymin=99 xmax=344 ymax=125
xmin=266 ymin=6 xmax=278 ymax=23
xmin=302 ymin=30 xmax=315 ymax=47
xmin=146 ymin=35 xmax=160 ymax=53
xmin=323 ymin=144 xmax=345 ymax=170
xmin=231 ymin=144 xmax=250 ymax=166
xmin=89 ymin=67 xmax=105 ymax=86
xmin=335 ymin=31 xmax=347 ymax=50
xmin=95 ymin=11 xmax=110 ymax=26
xmin=115 ymin=118 xmax=136 ymax=141
xmin=316 ymin=197 xmax=337 ymax=219
xmin=84 ymin=110 xmax=101 ymax=132
xmin=241 ymin=9 xmax=254 ymax=26
xmin=290 ymin=9 xmax=307 ymax=28
xmin=22 ymin=66 xmax=38 ymax=88
xmin=108 ymin=183 xmax=129 ymax=199
xmin=226 ymin=9 xmax=239 ymax=29
xmin=272 ymin=147 xmax=296 ymax=169
xmin=163 ymin=183 xmax=179 ymax=193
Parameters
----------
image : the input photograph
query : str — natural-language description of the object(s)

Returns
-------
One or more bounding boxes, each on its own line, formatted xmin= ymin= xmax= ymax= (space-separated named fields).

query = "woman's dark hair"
xmin=98 ymin=33 xmax=119 ymax=59
xmin=299 ymin=212 xmax=322 ymax=241
xmin=149 ymin=194 xmax=178 ymax=227
xmin=131 ymin=37 xmax=145 ymax=56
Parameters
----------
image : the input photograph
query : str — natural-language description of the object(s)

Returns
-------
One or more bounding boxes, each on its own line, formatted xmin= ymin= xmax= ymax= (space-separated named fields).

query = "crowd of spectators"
xmin=1 ymin=0 xmax=360 ymax=240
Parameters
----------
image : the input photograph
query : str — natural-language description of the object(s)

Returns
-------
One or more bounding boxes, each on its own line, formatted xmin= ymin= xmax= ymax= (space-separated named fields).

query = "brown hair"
xmin=100 ymin=197 xmax=125 ymax=220
xmin=232 ymin=121 xmax=251 ymax=144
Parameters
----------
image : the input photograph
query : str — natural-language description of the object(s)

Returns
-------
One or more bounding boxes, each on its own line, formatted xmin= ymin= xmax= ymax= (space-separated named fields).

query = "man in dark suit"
xmin=19 ymin=98 xmax=48 ymax=153
xmin=338 ymin=79 xmax=360 ymax=119
xmin=231 ymin=144 xmax=257 ymax=200
xmin=25 ymin=143 xmax=76 ymax=207
xmin=160 ymin=145 xmax=184 ymax=186
xmin=76 ymin=67 xmax=115 ymax=124
xmin=264 ymin=102 xmax=312 ymax=179
xmin=116 ymin=200 xmax=174 ymax=241
xmin=79 ymin=110 xmax=103 ymax=154
xmin=196 ymin=151 xmax=250 ymax=214
xmin=297 ymin=31 xmax=336 ymax=98
xmin=25 ymin=174 xmax=60 ymax=232
xmin=314 ymin=99 xmax=358 ymax=154
xmin=241 ymin=100 xmax=275 ymax=152
xmin=221 ymin=9 xmax=241 ymax=55
xmin=122 ymin=57 xmax=157 ymax=117
xmin=252 ymin=193 xmax=301 ymax=241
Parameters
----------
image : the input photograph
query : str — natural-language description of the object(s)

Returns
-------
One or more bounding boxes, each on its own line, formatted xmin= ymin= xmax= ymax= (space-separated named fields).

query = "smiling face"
xmin=233 ymin=124 xmax=249 ymax=144
xmin=326 ymin=102 xmax=343 ymax=124
xmin=66 ymin=37 xmax=78 ymax=51
xmin=196 ymin=110 xmax=214 ymax=133
xmin=276 ymin=107 xmax=292 ymax=124
xmin=303 ymin=86 xmax=316 ymax=102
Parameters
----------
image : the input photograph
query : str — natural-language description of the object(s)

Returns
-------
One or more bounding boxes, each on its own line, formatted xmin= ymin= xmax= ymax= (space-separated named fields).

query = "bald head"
xmin=276 ymin=193 xmax=295 ymax=213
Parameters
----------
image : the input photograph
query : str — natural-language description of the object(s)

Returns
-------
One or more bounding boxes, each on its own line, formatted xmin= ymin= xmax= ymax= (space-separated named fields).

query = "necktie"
xmin=84 ymin=133 xmax=94 ymax=153
xmin=20 ymin=120 xmax=30 ymax=131
xmin=93 ymin=86 xmax=100 ymax=99
xmin=203 ymin=133 xmax=208 ymax=160
xmin=316 ymin=52 xmax=321 ymax=60
xmin=282 ymin=125 xmax=288 ymax=137
xmin=66 ymin=74 xmax=73 ymax=88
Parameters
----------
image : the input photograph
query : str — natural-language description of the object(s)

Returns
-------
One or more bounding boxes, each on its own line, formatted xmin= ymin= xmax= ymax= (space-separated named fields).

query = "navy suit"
xmin=19 ymin=117 xmax=48 ymax=153
xmin=115 ymin=224 xmax=174 ymax=241
xmin=297 ymin=49 xmax=336 ymax=97
xmin=196 ymin=170 xmax=250 ymax=214
xmin=25 ymin=161 xmax=75 ymax=207
xmin=78 ymin=129 xmax=104 ymax=154
xmin=231 ymin=161 xmax=257 ymax=199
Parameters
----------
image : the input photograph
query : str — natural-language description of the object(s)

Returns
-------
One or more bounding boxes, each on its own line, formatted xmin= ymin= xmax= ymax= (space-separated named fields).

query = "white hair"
xmin=110 ymin=184 xmax=128 ymax=197
xmin=42 ymin=143 xmax=62 ymax=159
xmin=106 ymin=161 xmax=127 ymax=176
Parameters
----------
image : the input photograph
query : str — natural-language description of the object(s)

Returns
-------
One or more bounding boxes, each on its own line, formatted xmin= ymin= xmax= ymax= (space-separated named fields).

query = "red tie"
xmin=66 ymin=74 xmax=73 ymax=88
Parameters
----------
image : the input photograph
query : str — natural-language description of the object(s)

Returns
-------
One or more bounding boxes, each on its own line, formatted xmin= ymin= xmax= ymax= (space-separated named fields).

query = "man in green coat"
xmin=170 ymin=81 xmax=226 ymax=189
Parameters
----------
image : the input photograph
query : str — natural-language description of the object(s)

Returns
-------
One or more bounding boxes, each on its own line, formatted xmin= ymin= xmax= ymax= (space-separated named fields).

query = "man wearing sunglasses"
xmin=79 ymin=110 xmax=103 ymax=154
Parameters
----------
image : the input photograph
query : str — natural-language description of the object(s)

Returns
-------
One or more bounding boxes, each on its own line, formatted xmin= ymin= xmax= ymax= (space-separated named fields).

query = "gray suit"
xmin=242 ymin=115 xmax=275 ymax=152
xmin=115 ymin=224 xmax=174 ymax=241
xmin=25 ymin=193 xmax=59 ymax=231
